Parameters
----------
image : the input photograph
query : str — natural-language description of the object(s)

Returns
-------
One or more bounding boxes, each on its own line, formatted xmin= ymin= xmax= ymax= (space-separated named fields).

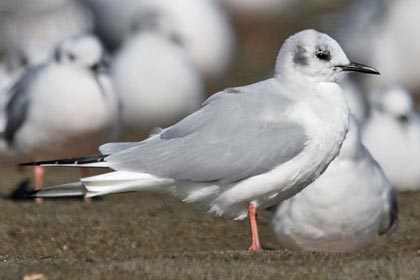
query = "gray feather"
xmin=105 ymin=79 xmax=307 ymax=183
xmin=99 ymin=142 xmax=141 ymax=155
xmin=379 ymin=187 xmax=398 ymax=235
xmin=3 ymin=65 xmax=41 ymax=144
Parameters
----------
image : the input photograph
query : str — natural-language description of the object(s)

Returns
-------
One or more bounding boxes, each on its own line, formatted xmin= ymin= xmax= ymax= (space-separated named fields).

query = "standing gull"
xmin=28 ymin=30 xmax=379 ymax=251
xmin=1 ymin=35 xmax=120 ymax=199
xmin=271 ymin=117 xmax=398 ymax=252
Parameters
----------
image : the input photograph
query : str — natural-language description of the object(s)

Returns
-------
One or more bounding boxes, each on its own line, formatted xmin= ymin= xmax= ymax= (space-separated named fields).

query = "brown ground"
xmin=0 ymin=166 xmax=419 ymax=280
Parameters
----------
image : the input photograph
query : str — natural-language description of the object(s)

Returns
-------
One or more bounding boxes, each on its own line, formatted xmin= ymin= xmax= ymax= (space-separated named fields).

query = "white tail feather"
xmin=82 ymin=171 xmax=173 ymax=197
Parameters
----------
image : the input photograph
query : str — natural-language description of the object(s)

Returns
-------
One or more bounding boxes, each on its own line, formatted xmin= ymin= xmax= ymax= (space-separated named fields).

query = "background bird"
xmin=86 ymin=0 xmax=235 ymax=81
xmin=362 ymin=86 xmax=420 ymax=191
xmin=0 ymin=34 xmax=120 ymax=200
xmin=272 ymin=117 xmax=398 ymax=252
xmin=111 ymin=8 xmax=205 ymax=138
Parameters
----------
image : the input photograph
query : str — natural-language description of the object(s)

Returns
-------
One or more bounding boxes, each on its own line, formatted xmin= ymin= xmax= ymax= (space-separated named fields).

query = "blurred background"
xmin=1 ymin=0 xmax=420 ymax=278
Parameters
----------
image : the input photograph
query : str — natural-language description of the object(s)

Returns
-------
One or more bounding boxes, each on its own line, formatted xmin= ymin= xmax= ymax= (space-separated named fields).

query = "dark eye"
xmin=68 ymin=53 xmax=76 ymax=61
xmin=315 ymin=50 xmax=331 ymax=61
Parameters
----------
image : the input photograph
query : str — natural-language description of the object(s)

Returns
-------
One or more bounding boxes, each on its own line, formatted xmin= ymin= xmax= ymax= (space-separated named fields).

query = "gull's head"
xmin=54 ymin=35 xmax=107 ymax=72
xmin=274 ymin=29 xmax=379 ymax=83
xmin=371 ymin=86 xmax=414 ymax=122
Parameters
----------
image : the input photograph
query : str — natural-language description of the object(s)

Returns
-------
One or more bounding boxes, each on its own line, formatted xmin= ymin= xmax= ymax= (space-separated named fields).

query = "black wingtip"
xmin=19 ymin=154 xmax=108 ymax=166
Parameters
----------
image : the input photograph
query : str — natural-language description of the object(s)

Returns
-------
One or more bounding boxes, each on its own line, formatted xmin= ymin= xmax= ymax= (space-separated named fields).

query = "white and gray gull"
xmin=1 ymin=35 xmax=120 ymax=200
xmin=26 ymin=30 xmax=380 ymax=251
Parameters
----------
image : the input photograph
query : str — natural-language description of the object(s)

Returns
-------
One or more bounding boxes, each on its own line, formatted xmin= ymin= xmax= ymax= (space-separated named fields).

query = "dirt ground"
xmin=0 ymin=166 xmax=420 ymax=280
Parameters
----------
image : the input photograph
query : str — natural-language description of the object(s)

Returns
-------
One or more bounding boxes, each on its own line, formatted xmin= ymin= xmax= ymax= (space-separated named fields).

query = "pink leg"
xmin=80 ymin=168 xmax=91 ymax=203
xmin=248 ymin=202 xmax=262 ymax=251
xmin=34 ymin=166 xmax=45 ymax=203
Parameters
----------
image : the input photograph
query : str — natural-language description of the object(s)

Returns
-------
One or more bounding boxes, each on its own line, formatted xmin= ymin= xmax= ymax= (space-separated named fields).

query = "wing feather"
xmin=106 ymin=79 xmax=307 ymax=182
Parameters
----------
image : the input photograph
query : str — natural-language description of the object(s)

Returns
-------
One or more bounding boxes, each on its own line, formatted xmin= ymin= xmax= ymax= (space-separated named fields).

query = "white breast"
xmin=14 ymin=64 xmax=119 ymax=160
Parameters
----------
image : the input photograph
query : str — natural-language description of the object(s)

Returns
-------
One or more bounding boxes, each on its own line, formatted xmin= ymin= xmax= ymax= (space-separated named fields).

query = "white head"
xmin=53 ymin=35 xmax=106 ymax=72
xmin=370 ymin=86 xmax=414 ymax=122
xmin=275 ymin=30 xmax=379 ymax=83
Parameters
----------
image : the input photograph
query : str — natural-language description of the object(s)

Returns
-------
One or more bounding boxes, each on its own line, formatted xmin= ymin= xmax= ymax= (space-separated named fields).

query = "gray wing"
xmin=379 ymin=186 xmax=398 ymax=235
xmin=3 ymin=65 xmax=40 ymax=144
xmin=105 ymin=80 xmax=307 ymax=183
xmin=99 ymin=142 xmax=141 ymax=155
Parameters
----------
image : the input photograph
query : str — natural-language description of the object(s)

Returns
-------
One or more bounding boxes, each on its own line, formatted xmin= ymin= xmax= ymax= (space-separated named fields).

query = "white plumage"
xmin=272 ymin=118 xmax=397 ymax=252
xmin=111 ymin=20 xmax=205 ymax=133
xmin=362 ymin=86 xmax=420 ymax=191
xmin=0 ymin=35 xmax=120 ymax=162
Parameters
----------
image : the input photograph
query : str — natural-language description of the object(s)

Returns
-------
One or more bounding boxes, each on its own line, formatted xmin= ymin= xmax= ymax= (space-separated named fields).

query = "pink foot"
xmin=248 ymin=202 xmax=262 ymax=251
xmin=34 ymin=166 xmax=45 ymax=203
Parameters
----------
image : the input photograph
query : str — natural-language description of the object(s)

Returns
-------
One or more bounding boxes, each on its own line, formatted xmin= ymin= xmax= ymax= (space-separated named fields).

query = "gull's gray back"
xmin=104 ymin=79 xmax=307 ymax=183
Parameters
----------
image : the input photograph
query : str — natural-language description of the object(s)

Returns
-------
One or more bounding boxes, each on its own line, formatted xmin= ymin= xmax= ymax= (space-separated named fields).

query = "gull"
xmin=271 ymin=117 xmax=398 ymax=252
xmin=28 ymin=30 xmax=379 ymax=251
xmin=86 ymin=0 xmax=235 ymax=80
xmin=0 ymin=0 xmax=93 ymax=59
xmin=0 ymin=34 xmax=120 ymax=200
xmin=111 ymin=8 xmax=205 ymax=135
xmin=362 ymin=86 xmax=420 ymax=191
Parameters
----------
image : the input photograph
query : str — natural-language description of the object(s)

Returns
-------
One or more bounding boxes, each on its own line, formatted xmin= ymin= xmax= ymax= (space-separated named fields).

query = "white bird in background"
xmin=362 ymin=86 xmax=420 ymax=191
xmin=339 ymin=76 xmax=368 ymax=126
xmin=369 ymin=0 xmax=420 ymax=94
xmin=29 ymin=30 xmax=380 ymax=251
xmin=328 ymin=0 xmax=420 ymax=94
xmin=0 ymin=0 xmax=93 ymax=60
xmin=111 ymin=8 xmax=205 ymax=136
xmin=0 ymin=35 xmax=120 ymax=200
xmin=272 ymin=117 xmax=398 ymax=252
xmin=86 ymin=0 xmax=235 ymax=80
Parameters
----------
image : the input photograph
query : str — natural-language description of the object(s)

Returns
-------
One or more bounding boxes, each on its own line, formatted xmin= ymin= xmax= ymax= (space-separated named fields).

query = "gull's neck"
xmin=275 ymin=74 xmax=350 ymax=118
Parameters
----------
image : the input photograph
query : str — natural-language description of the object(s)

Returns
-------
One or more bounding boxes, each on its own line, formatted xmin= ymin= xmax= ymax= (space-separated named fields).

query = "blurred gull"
xmin=329 ymin=0 xmax=420 ymax=93
xmin=0 ymin=35 xmax=120 ymax=198
xmin=272 ymin=117 xmax=398 ymax=252
xmin=111 ymin=8 xmax=205 ymax=135
xmin=370 ymin=0 xmax=420 ymax=93
xmin=362 ymin=86 xmax=420 ymax=191
xmin=29 ymin=30 xmax=379 ymax=251
xmin=87 ymin=0 xmax=235 ymax=80
xmin=0 ymin=0 xmax=93 ymax=60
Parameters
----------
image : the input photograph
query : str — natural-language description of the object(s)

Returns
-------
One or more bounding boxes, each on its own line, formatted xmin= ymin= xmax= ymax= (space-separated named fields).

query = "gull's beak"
xmin=337 ymin=62 xmax=380 ymax=75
